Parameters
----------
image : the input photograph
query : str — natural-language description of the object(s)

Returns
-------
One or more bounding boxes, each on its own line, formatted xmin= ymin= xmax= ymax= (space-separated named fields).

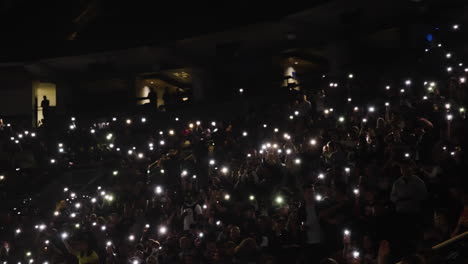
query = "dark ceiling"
xmin=0 ymin=0 xmax=329 ymax=62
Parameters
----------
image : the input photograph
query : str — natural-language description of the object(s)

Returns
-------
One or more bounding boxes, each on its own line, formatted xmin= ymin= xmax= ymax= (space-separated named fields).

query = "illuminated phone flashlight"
xmin=453 ymin=24 xmax=459 ymax=30
xmin=353 ymin=188 xmax=359 ymax=195
xmin=272 ymin=143 xmax=278 ymax=149
xmin=249 ymin=195 xmax=255 ymax=201
xmin=445 ymin=103 xmax=451 ymax=110
xmin=199 ymin=232 xmax=204 ymax=238
xmin=294 ymin=158 xmax=301 ymax=165
xmin=155 ymin=186 xmax=163 ymax=194
xmin=50 ymin=159 xmax=56 ymax=164
xmin=294 ymin=111 xmax=299 ymax=116
xmin=423 ymin=96 xmax=428 ymax=100
xmin=445 ymin=53 xmax=452 ymax=59
xmin=460 ymin=107 xmax=465 ymax=113
xmin=274 ymin=128 xmax=279 ymax=133
xmin=242 ymin=131 xmax=248 ymax=137
xmin=216 ymin=220 xmax=221 ymax=226
xmin=344 ymin=167 xmax=350 ymax=173
xmin=15 ymin=228 xmax=21 ymax=234
xmin=211 ymin=121 xmax=216 ymax=127
xmin=61 ymin=232 xmax=68 ymax=239
xmin=368 ymin=106 xmax=375 ymax=113
xmin=101 ymin=225 xmax=106 ymax=231
xmin=168 ymin=129 xmax=175 ymax=136
xmin=310 ymin=139 xmax=317 ymax=145
xmin=404 ymin=153 xmax=410 ymax=158
xmin=353 ymin=106 xmax=359 ymax=112
xmin=259 ymin=150 xmax=264 ymax=154
xmin=275 ymin=196 xmax=284 ymax=205
xmin=181 ymin=170 xmax=188 ymax=177
xmin=385 ymin=102 xmax=390 ymax=106
xmin=348 ymin=73 xmax=354 ymax=79
xmin=39 ymin=224 xmax=46 ymax=231
xmin=450 ymin=151 xmax=456 ymax=156
xmin=70 ymin=124 xmax=76 ymax=130
xmin=92 ymin=222 xmax=97 ymax=226
xmin=239 ymin=88 xmax=244 ymax=93
xmin=263 ymin=124 xmax=267 ymax=128
xmin=338 ymin=116 xmax=345 ymax=123
xmin=54 ymin=211 xmax=60 ymax=216
xmin=45 ymin=240 xmax=50 ymax=245
xmin=70 ymin=213 xmax=77 ymax=218
xmin=105 ymin=195 xmax=114 ymax=202
xmin=224 ymin=194 xmax=231 ymax=200
xmin=132 ymin=260 xmax=139 ymax=264
xmin=344 ymin=229 xmax=351 ymax=236
xmin=289 ymin=115 xmax=294 ymax=120
xmin=192 ymin=175 xmax=197 ymax=179
xmin=221 ymin=167 xmax=229 ymax=174
xmin=447 ymin=114 xmax=453 ymax=121
xmin=141 ymin=117 xmax=146 ymax=123
xmin=189 ymin=123 xmax=194 ymax=129
xmin=0 ymin=175 xmax=4 ymax=181
xmin=286 ymin=149 xmax=292 ymax=155
xmin=315 ymin=194 xmax=322 ymax=201
xmin=283 ymin=133 xmax=291 ymax=140
xmin=75 ymin=203 xmax=81 ymax=209
xmin=324 ymin=109 xmax=329 ymax=115
xmin=385 ymin=85 xmax=390 ymax=90
xmin=137 ymin=153 xmax=144 ymax=159
xmin=160 ymin=169 xmax=165 ymax=174
xmin=362 ymin=118 xmax=367 ymax=123
xmin=91 ymin=197 xmax=97 ymax=203
xmin=203 ymin=204 xmax=207 ymax=209
xmin=75 ymin=223 xmax=80 ymax=229
xmin=159 ymin=131 xmax=163 ymax=135
xmin=126 ymin=119 xmax=132 ymax=125
xmin=247 ymin=153 xmax=252 ymax=158
xmin=352 ymin=250 xmax=360 ymax=258
xmin=31 ymin=133 xmax=36 ymax=137
xmin=90 ymin=129 xmax=95 ymax=134
xmin=159 ymin=140 xmax=165 ymax=146
xmin=127 ymin=150 xmax=133 ymax=155
xmin=447 ymin=67 xmax=453 ymax=72
xmin=128 ymin=234 xmax=135 ymax=241
xmin=106 ymin=241 xmax=112 ymax=247
xmin=318 ymin=173 xmax=325 ymax=179
xmin=159 ymin=226 xmax=167 ymax=235
xmin=106 ymin=133 xmax=113 ymax=140
xmin=112 ymin=170 xmax=118 ymax=176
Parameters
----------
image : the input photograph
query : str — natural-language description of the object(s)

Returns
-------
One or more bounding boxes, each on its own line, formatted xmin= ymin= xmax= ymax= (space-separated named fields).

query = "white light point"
xmin=159 ymin=226 xmax=167 ymax=235
xmin=221 ymin=167 xmax=229 ymax=174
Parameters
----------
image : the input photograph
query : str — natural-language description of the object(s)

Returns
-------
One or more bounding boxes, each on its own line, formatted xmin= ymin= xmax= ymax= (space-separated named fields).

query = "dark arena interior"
xmin=1 ymin=1 xmax=468 ymax=263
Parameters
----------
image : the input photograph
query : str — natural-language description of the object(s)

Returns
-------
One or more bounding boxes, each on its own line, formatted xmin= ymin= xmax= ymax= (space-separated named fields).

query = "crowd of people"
xmin=1 ymin=25 xmax=468 ymax=264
